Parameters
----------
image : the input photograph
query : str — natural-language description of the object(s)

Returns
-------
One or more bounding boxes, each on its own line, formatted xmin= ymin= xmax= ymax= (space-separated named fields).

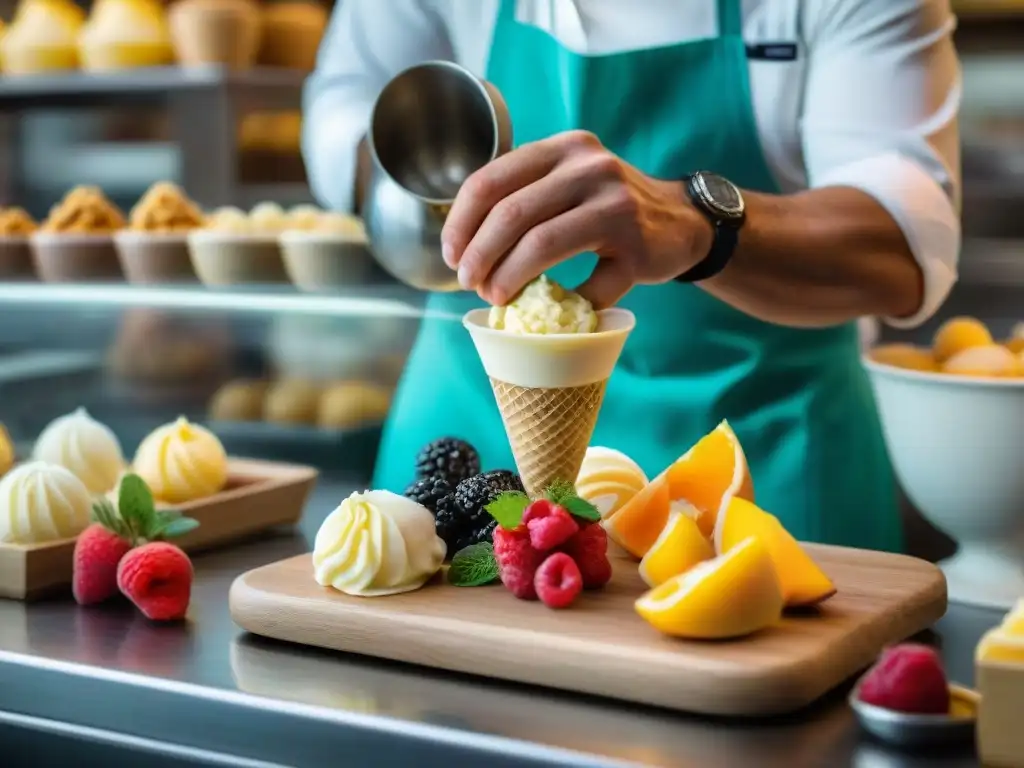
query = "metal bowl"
xmin=365 ymin=60 xmax=513 ymax=291
xmin=849 ymin=682 xmax=979 ymax=749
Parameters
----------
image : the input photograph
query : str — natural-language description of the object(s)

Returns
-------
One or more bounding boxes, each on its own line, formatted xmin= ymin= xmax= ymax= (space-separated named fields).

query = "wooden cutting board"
xmin=229 ymin=544 xmax=947 ymax=716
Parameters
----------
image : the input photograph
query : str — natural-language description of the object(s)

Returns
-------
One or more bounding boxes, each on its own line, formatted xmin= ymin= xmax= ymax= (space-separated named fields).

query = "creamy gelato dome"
xmin=33 ymin=407 xmax=125 ymax=495
xmin=133 ymin=416 xmax=228 ymax=503
xmin=312 ymin=490 xmax=446 ymax=597
xmin=488 ymin=275 xmax=597 ymax=334
xmin=0 ymin=461 xmax=92 ymax=544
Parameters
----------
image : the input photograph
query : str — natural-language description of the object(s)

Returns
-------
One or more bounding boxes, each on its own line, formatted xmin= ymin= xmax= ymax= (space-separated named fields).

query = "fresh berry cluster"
xmin=73 ymin=473 xmax=198 ymax=621
xmin=491 ymin=493 xmax=612 ymax=609
xmin=404 ymin=438 xmax=525 ymax=557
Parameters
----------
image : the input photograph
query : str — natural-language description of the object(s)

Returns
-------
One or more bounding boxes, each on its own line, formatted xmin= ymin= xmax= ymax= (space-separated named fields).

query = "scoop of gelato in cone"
xmin=463 ymin=304 xmax=634 ymax=497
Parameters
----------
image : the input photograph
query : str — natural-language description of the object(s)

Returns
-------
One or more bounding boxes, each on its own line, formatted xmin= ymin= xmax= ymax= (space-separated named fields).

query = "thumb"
xmin=576 ymin=258 xmax=633 ymax=310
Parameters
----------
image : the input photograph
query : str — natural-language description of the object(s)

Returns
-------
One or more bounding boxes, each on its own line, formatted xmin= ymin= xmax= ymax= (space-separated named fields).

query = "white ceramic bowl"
xmin=187 ymin=230 xmax=287 ymax=286
xmin=279 ymin=230 xmax=375 ymax=292
xmin=30 ymin=232 xmax=124 ymax=282
xmin=863 ymin=356 xmax=1024 ymax=610
xmin=113 ymin=230 xmax=197 ymax=284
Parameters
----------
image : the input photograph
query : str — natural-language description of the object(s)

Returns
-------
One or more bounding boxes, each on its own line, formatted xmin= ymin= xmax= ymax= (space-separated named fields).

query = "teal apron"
xmin=373 ymin=0 xmax=901 ymax=551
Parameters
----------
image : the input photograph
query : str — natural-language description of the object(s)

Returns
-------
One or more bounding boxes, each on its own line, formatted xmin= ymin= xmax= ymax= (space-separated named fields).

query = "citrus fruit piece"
xmin=932 ymin=317 xmax=993 ymax=363
xmin=868 ymin=344 xmax=938 ymax=372
xmin=576 ymin=446 xmax=648 ymax=519
xmin=604 ymin=420 xmax=753 ymax=559
xmin=941 ymin=344 xmax=1021 ymax=377
xmin=1006 ymin=337 xmax=1024 ymax=355
xmin=714 ymin=496 xmax=836 ymax=607
xmin=976 ymin=628 xmax=1024 ymax=664
xmin=638 ymin=503 xmax=714 ymax=587
xmin=635 ymin=536 xmax=783 ymax=640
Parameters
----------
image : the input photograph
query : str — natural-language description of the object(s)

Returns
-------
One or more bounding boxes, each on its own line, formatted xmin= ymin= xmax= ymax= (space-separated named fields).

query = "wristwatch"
xmin=675 ymin=171 xmax=745 ymax=283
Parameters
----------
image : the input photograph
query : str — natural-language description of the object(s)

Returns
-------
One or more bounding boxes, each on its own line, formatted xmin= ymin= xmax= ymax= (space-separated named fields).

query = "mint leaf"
xmin=562 ymin=495 xmax=601 ymax=522
xmin=544 ymin=479 xmax=577 ymax=506
xmin=118 ymin=474 xmax=157 ymax=540
xmin=485 ymin=491 xmax=529 ymax=529
xmin=158 ymin=517 xmax=200 ymax=539
xmin=447 ymin=542 xmax=499 ymax=587
xmin=91 ymin=498 xmax=128 ymax=539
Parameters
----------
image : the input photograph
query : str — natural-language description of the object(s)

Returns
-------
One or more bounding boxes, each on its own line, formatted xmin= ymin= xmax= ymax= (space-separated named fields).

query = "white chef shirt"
xmin=304 ymin=0 xmax=962 ymax=328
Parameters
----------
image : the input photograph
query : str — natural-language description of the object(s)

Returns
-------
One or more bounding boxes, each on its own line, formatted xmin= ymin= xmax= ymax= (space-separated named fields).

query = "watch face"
xmin=696 ymin=172 xmax=744 ymax=218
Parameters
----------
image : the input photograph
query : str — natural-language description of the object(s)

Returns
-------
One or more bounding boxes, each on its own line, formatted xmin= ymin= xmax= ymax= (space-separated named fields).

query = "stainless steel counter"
xmin=0 ymin=475 xmax=1000 ymax=768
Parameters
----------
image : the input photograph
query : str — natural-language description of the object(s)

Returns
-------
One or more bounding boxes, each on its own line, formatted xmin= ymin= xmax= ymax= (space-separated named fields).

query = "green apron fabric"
xmin=372 ymin=0 xmax=901 ymax=551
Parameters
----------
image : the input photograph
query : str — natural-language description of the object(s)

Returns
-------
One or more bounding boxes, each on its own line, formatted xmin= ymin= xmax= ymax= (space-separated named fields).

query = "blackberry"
xmin=403 ymin=476 xmax=454 ymax=514
xmin=414 ymin=437 xmax=481 ymax=485
xmin=434 ymin=470 xmax=524 ymax=556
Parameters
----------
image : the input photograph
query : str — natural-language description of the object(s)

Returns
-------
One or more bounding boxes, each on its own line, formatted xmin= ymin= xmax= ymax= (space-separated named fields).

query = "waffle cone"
xmin=490 ymin=377 xmax=606 ymax=497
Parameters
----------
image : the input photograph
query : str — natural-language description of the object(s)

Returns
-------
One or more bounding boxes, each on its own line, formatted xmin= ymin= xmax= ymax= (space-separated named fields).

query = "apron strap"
xmin=498 ymin=0 xmax=516 ymax=25
xmin=716 ymin=0 xmax=743 ymax=37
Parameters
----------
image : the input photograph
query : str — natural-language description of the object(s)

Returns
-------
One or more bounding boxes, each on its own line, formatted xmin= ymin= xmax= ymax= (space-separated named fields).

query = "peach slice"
xmin=638 ymin=503 xmax=714 ymax=587
xmin=603 ymin=420 xmax=752 ymax=558
xmin=932 ymin=316 xmax=993 ymax=363
xmin=868 ymin=344 xmax=939 ymax=372
xmin=635 ymin=536 xmax=783 ymax=640
xmin=714 ymin=496 xmax=836 ymax=608
xmin=942 ymin=345 xmax=1021 ymax=377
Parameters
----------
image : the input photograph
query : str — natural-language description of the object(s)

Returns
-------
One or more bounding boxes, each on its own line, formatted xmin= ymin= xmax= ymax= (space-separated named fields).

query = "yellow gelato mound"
xmin=0 ymin=423 xmax=14 ymax=477
xmin=130 ymin=182 xmax=205 ymax=232
xmin=42 ymin=185 xmax=125 ymax=234
xmin=78 ymin=0 xmax=173 ymax=71
xmin=133 ymin=416 xmax=228 ymax=503
xmin=1 ymin=0 xmax=85 ymax=74
xmin=488 ymin=275 xmax=598 ymax=334
xmin=0 ymin=207 xmax=37 ymax=236
xmin=204 ymin=202 xmax=288 ymax=235
xmin=312 ymin=490 xmax=446 ymax=597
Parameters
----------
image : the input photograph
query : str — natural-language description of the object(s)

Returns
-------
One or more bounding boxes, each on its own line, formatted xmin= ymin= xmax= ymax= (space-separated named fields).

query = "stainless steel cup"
xmin=364 ymin=60 xmax=513 ymax=291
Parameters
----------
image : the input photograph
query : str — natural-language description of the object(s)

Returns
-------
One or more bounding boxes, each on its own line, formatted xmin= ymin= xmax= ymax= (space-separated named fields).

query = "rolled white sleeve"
xmin=302 ymin=0 xmax=455 ymax=213
xmin=801 ymin=0 xmax=962 ymax=327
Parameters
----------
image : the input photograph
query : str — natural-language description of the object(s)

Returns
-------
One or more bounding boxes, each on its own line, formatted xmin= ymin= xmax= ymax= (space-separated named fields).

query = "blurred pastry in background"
xmin=0 ymin=0 xmax=85 ymax=74
xmin=257 ymin=1 xmax=326 ymax=71
xmin=0 ymin=423 xmax=14 ymax=477
xmin=314 ymin=212 xmax=367 ymax=241
xmin=263 ymin=379 xmax=321 ymax=426
xmin=106 ymin=307 xmax=228 ymax=384
xmin=203 ymin=205 xmax=250 ymax=234
xmin=286 ymin=205 xmax=322 ymax=231
xmin=239 ymin=111 xmax=301 ymax=154
xmin=203 ymin=202 xmax=288 ymax=234
xmin=248 ymin=201 xmax=289 ymax=233
xmin=78 ymin=0 xmax=174 ymax=71
xmin=41 ymin=186 xmax=125 ymax=234
xmin=317 ymin=381 xmax=392 ymax=430
xmin=129 ymin=181 xmax=205 ymax=232
xmin=371 ymin=354 xmax=408 ymax=388
xmin=168 ymin=0 xmax=261 ymax=70
xmin=0 ymin=208 xmax=38 ymax=236
xmin=208 ymin=379 xmax=268 ymax=422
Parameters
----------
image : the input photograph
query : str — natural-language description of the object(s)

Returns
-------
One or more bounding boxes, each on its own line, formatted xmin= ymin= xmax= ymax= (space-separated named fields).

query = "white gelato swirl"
xmin=133 ymin=416 xmax=227 ymax=503
xmin=577 ymin=446 xmax=648 ymax=519
xmin=0 ymin=461 xmax=92 ymax=544
xmin=488 ymin=275 xmax=597 ymax=334
xmin=313 ymin=490 xmax=446 ymax=597
xmin=32 ymin=407 xmax=125 ymax=495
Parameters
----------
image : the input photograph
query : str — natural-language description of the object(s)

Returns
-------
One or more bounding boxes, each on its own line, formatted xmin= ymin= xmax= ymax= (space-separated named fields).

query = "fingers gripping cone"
xmin=463 ymin=308 xmax=636 ymax=497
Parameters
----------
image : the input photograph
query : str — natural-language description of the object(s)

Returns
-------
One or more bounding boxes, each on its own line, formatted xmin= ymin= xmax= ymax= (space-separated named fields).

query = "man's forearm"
xmin=700 ymin=187 xmax=924 ymax=328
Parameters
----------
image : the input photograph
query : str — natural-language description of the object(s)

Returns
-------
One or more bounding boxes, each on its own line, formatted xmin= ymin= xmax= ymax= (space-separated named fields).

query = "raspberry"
xmin=858 ymin=643 xmax=950 ymax=714
xmin=73 ymin=523 xmax=132 ymax=605
xmin=534 ymin=553 xmax=583 ymax=609
xmin=117 ymin=542 xmax=193 ymax=621
xmin=493 ymin=525 xmax=544 ymax=600
xmin=562 ymin=522 xmax=612 ymax=589
xmin=522 ymin=499 xmax=579 ymax=551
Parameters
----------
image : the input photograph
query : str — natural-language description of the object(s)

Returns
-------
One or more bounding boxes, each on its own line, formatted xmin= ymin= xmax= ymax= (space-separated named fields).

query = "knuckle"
xmin=461 ymin=171 xmax=492 ymax=200
xmin=562 ymin=129 xmax=601 ymax=150
xmin=492 ymin=198 xmax=524 ymax=229
xmin=605 ymin=186 xmax=638 ymax=217
xmin=522 ymin=224 xmax=556 ymax=256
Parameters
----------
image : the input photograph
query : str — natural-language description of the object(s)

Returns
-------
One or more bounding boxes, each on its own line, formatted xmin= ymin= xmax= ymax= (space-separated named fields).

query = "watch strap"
xmin=675 ymin=223 xmax=737 ymax=283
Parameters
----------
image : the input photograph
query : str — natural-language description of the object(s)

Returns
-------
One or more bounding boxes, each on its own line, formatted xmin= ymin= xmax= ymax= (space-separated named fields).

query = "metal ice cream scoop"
xmin=363 ymin=61 xmax=513 ymax=291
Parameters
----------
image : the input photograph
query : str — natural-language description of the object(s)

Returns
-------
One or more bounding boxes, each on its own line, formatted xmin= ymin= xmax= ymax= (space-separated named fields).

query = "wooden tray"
xmin=0 ymin=457 xmax=317 ymax=601
xmin=229 ymin=545 xmax=947 ymax=717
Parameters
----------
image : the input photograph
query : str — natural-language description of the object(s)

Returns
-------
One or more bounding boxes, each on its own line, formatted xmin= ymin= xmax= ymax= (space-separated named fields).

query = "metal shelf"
xmin=0 ymin=66 xmax=306 ymax=111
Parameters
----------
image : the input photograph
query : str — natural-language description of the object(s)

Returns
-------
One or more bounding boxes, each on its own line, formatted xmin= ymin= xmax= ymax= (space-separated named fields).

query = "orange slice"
xmin=932 ymin=317 xmax=993 ymax=363
xmin=714 ymin=496 xmax=836 ymax=607
xmin=576 ymin=446 xmax=648 ymax=519
xmin=635 ymin=536 xmax=783 ymax=640
xmin=603 ymin=420 xmax=752 ymax=558
xmin=941 ymin=345 xmax=1021 ymax=377
xmin=868 ymin=344 xmax=939 ymax=372
xmin=638 ymin=503 xmax=714 ymax=587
